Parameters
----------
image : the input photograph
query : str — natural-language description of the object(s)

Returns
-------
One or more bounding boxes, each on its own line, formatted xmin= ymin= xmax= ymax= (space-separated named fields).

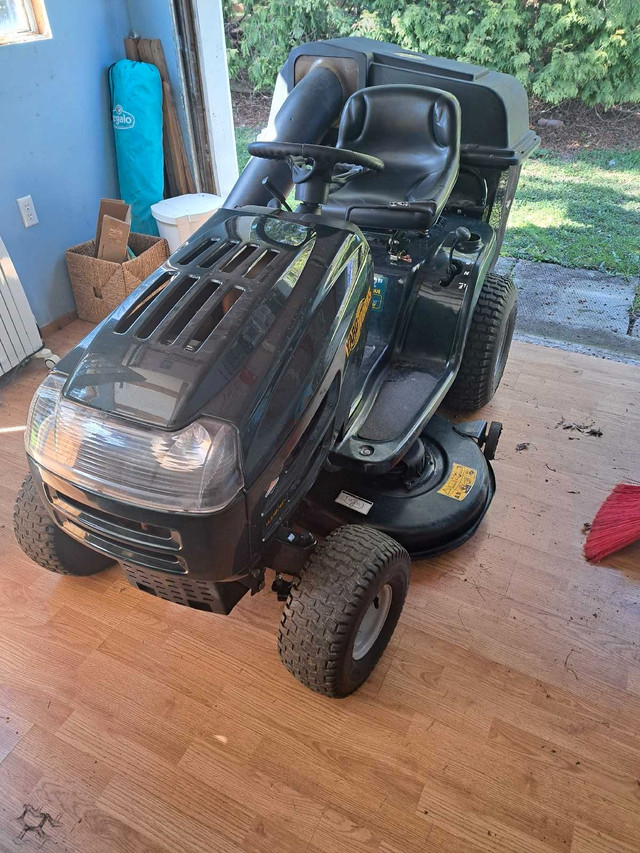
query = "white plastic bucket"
xmin=151 ymin=193 xmax=224 ymax=252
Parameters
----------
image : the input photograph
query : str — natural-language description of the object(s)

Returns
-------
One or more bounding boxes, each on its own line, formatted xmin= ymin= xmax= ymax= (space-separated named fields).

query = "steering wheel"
xmin=247 ymin=141 xmax=384 ymax=181
xmin=248 ymin=142 xmax=384 ymax=213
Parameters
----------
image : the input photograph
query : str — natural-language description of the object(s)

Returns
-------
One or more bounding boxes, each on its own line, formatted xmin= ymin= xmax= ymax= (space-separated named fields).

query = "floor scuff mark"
xmin=16 ymin=805 xmax=61 ymax=844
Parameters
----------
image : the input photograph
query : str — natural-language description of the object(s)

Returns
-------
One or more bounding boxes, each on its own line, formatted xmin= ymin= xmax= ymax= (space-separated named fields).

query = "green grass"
xmin=235 ymin=125 xmax=639 ymax=289
xmin=503 ymin=148 xmax=640 ymax=279
xmin=235 ymin=126 xmax=259 ymax=171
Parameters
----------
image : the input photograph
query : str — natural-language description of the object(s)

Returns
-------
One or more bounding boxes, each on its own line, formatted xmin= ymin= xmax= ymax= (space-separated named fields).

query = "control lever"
xmin=448 ymin=226 xmax=472 ymax=273
xmin=261 ymin=177 xmax=292 ymax=212
xmin=441 ymin=226 xmax=472 ymax=286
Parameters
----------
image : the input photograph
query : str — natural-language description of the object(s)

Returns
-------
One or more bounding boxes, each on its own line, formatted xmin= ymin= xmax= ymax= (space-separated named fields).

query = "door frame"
xmin=170 ymin=0 xmax=238 ymax=197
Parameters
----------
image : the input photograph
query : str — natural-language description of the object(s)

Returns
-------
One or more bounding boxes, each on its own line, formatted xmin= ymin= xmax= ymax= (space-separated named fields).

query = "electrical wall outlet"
xmin=16 ymin=195 xmax=39 ymax=228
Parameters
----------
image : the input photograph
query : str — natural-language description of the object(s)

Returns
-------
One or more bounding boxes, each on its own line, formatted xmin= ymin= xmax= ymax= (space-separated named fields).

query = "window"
xmin=0 ymin=0 xmax=50 ymax=46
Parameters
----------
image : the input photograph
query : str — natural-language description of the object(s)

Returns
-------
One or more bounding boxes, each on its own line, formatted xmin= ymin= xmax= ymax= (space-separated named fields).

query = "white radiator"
xmin=0 ymin=236 xmax=42 ymax=377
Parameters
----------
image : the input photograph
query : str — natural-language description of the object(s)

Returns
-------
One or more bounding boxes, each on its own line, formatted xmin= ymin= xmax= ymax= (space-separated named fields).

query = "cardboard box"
xmin=95 ymin=198 xmax=131 ymax=249
xmin=66 ymin=233 xmax=169 ymax=323
xmin=97 ymin=214 xmax=131 ymax=263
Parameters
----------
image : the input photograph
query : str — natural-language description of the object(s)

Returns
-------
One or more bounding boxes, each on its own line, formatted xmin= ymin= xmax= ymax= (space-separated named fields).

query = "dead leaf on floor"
xmin=556 ymin=416 xmax=603 ymax=437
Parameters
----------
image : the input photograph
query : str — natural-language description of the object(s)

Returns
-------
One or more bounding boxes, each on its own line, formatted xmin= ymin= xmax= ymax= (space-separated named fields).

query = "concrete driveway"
xmin=496 ymin=257 xmax=640 ymax=364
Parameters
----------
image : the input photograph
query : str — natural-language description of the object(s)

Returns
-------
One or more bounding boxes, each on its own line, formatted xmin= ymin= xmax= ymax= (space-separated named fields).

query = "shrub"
xmin=228 ymin=0 xmax=352 ymax=92
xmin=226 ymin=0 xmax=640 ymax=107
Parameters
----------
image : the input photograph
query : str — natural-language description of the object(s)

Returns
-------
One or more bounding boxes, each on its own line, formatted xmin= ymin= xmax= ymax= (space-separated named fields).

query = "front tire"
xmin=446 ymin=271 xmax=517 ymax=413
xmin=278 ymin=525 xmax=410 ymax=697
xmin=14 ymin=473 xmax=113 ymax=576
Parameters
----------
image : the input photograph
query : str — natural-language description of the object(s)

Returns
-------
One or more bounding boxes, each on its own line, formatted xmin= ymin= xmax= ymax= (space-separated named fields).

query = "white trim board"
xmin=189 ymin=0 xmax=239 ymax=198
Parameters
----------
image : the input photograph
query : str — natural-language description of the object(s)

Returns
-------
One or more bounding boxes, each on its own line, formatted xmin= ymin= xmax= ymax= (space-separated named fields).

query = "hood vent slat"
xmin=178 ymin=237 xmax=219 ymax=266
xmin=136 ymin=275 xmax=198 ymax=340
xmin=245 ymin=249 xmax=279 ymax=279
xmin=115 ymin=272 xmax=175 ymax=334
xmin=221 ymin=244 xmax=259 ymax=273
xmin=198 ymin=240 xmax=238 ymax=269
xmin=187 ymin=286 xmax=244 ymax=352
xmin=160 ymin=279 xmax=222 ymax=346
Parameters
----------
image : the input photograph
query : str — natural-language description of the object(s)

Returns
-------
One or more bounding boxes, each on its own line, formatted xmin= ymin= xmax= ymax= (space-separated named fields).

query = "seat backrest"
xmin=336 ymin=84 xmax=461 ymax=183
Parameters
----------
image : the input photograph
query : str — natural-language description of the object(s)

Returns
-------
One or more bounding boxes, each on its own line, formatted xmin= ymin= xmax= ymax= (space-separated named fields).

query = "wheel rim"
xmin=352 ymin=583 xmax=393 ymax=661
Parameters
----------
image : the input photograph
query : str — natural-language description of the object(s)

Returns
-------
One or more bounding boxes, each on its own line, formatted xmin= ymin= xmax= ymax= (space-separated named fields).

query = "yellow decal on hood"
xmin=345 ymin=288 xmax=372 ymax=357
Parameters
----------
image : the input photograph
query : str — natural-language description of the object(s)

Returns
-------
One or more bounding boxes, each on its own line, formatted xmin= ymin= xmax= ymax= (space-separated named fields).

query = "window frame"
xmin=0 ymin=0 xmax=51 ymax=47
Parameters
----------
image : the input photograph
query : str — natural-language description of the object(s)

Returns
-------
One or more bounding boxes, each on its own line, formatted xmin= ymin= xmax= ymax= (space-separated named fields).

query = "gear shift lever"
xmin=440 ymin=226 xmax=472 ymax=287
xmin=448 ymin=226 xmax=472 ymax=273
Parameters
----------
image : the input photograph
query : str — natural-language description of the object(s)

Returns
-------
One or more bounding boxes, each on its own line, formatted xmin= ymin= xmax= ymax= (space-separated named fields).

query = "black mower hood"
xmin=57 ymin=209 xmax=365 ymax=443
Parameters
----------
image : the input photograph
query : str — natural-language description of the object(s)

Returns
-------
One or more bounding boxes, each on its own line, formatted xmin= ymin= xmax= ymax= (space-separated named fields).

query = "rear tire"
xmin=14 ymin=473 xmax=113 ymax=576
xmin=278 ymin=525 xmax=410 ymax=697
xmin=446 ymin=272 xmax=517 ymax=413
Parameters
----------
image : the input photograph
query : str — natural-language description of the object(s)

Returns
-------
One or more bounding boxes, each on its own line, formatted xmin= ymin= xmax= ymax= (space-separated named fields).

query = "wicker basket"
xmin=66 ymin=233 xmax=169 ymax=323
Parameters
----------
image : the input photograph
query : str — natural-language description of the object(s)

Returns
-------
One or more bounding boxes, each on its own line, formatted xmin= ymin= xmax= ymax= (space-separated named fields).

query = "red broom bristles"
xmin=584 ymin=484 xmax=640 ymax=562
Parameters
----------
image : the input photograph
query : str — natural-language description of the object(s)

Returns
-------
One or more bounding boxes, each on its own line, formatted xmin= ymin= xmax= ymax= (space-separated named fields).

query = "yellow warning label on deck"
xmin=437 ymin=463 xmax=477 ymax=501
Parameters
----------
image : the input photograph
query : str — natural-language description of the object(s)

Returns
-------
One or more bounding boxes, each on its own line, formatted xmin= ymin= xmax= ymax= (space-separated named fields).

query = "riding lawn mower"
xmin=14 ymin=38 xmax=539 ymax=697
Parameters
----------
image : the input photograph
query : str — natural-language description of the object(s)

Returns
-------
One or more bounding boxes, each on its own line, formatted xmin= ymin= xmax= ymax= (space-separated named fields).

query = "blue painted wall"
xmin=0 ymin=0 xmax=131 ymax=327
xmin=0 ymin=0 xmax=194 ymax=328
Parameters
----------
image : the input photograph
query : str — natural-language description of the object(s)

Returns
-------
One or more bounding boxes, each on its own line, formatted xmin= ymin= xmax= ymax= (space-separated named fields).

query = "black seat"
xmin=324 ymin=84 xmax=461 ymax=230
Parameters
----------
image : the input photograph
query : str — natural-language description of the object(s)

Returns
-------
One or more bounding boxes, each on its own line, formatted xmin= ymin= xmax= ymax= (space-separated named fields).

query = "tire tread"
xmin=14 ymin=473 xmax=109 ymax=575
xmin=278 ymin=525 xmax=409 ymax=697
xmin=446 ymin=271 xmax=517 ymax=412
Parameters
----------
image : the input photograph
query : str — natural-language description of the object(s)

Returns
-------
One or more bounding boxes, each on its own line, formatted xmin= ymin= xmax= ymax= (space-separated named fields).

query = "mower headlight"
xmin=25 ymin=372 xmax=243 ymax=514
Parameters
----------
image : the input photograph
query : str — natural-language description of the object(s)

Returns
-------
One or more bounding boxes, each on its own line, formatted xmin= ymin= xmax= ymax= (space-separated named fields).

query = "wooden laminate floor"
xmin=0 ymin=320 xmax=639 ymax=852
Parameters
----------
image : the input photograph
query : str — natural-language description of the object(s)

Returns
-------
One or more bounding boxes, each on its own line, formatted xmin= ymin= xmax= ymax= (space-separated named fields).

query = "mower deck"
xmin=299 ymin=415 xmax=496 ymax=558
